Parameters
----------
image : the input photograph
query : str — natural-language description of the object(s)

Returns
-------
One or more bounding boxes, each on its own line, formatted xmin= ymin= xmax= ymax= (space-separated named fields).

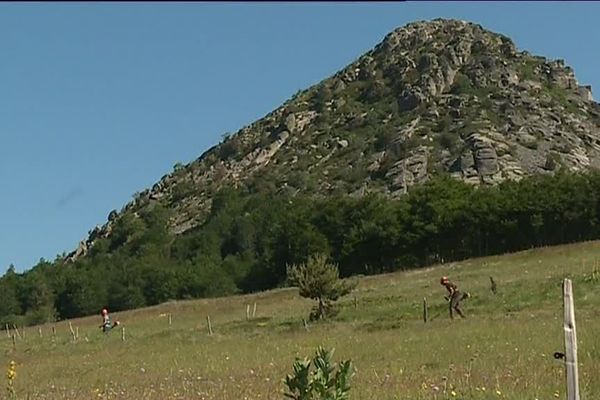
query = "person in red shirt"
xmin=99 ymin=308 xmax=120 ymax=333
xmin=440 ymin=276 xmax=469 ymax=319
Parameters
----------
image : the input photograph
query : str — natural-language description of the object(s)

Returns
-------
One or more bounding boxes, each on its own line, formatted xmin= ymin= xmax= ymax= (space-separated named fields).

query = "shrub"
xmin=283 ymin=347 xmax=354 ymax=400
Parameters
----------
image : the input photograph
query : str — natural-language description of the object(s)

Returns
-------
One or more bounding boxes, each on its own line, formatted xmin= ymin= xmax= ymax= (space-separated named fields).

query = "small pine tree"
xmin=287 ymin=254 xmax=356 ymax=321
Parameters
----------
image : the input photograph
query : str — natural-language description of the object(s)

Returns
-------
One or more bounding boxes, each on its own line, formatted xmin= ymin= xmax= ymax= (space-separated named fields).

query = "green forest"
xmin=3 ymin=170 xmax=600 ymax=326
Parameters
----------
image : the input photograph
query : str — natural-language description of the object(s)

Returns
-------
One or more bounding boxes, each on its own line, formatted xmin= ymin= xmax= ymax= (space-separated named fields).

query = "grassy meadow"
xmin=2 ymin=241 xmax=600 ymax=399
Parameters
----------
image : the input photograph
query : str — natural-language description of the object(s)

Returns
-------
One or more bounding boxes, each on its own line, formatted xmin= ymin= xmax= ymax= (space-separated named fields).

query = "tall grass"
xmin=1 ymin=241 xmax=599 ymax=399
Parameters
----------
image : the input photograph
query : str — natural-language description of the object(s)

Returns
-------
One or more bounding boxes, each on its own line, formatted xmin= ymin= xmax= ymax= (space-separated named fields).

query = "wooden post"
xmin=353 ymin=296 xmax=358 ymax=310
xmin=121 ymin=326 xmax=126 ymax=342
xmin=563 ymin=279 xmax=580 ymax=400
xmin=168 ymin=313 xmax=172 ymax=326
xmin=302 ymin=318 xmax=309 ymax=331
xmin=252 ymin=302 xmax=256 ymax=318
xmin=38 ymin=327 xmax=42 ymax=338
xmin=75 ymin=327 xmax=79 ymax=340
xmin=423 ymin=297 xmax=428 ymax=323
xmin=5 ymin=324 xmax=10 ymax=338
xmin=51 ymin=326 xmax=56 ymax=338
xmin=206 ymin=316 xmax=213 ymax=335
xmin=68 ymin=322 xmax=76 ymax=341
xmin=490 ymin=276 xmax=497 ymax=294
xmin=12 ymin=325 xmax=21 ymax=340
xmin=246 ymin=304 xmax=250 ymax=321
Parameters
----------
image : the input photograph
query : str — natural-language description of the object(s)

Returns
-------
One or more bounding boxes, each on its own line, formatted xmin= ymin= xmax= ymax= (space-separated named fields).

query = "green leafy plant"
xmin=287 ymin=255 xmax=356 ymax=320
xmin=284 ymin=347 xmax=354 ymax=400
xmin=583 ymin=267 xmax=600 ymax=284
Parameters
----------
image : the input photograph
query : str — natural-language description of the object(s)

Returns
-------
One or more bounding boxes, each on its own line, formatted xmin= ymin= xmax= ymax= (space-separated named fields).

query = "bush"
xmin=449 ymin=73 xmax=474 ymax=95
xmin=287 ymin=254 xmax=356 ymax=321
xmin=23 ymin=306 xmax=56 ymax=326
xmin=283 ymin=346 xmax=354 ymax=400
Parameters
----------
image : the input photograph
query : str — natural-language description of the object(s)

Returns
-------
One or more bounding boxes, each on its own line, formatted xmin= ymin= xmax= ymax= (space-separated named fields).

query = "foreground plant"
xmin=284 ymin=346 xmax=354 ymax=400
xmin=6 ymin=360 xmax=16 ymax=399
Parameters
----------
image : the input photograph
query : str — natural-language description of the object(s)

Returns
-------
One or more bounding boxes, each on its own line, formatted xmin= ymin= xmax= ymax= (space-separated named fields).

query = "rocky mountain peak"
xmin=65 ymin=18 xmax=600 ymax=262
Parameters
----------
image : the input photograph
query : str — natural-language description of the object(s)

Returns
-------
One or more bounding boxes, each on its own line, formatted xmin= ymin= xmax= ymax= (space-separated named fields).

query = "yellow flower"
xmin=496 ymin=389 xmax=502 ymax=395
xmin=554 ymin=391 xmax=560 ymax=398
xmin=450 ymin=390 xmax=457 ymax=397
xmin=6 ymin=361 xmax=16 ymax=381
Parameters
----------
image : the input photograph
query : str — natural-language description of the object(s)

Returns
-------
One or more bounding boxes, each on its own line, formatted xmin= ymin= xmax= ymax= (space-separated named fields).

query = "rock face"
xmin=65 ymin=18 xmax=600 ymax=261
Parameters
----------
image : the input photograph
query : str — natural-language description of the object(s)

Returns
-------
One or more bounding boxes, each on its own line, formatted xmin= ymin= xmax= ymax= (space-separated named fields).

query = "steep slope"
xmin=67 ymin=18 xmax=600 ymax=261
xmin=8 ymin=241 xmax=600 ymax=399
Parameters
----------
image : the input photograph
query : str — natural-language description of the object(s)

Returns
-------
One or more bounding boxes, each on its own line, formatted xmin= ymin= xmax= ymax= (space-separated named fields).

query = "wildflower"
xmin=6 ymin=361 xmax=17 ymax=399
xmin=496 ymin=389 xmax=502 ymax=395
xmin=554 ymin=390 xmax=560 ymax=398
xmin=6 ymin=361 xmax=16 ymax=381
xmin=450 ymin=390 xmax=457 ymax=397
xmin=6 ymin=369 xmax=15 ymax=381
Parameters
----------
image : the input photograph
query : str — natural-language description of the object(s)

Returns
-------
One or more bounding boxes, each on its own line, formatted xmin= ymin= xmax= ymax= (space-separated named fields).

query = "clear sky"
xmin=1 ymin=2 xmax=599 ymax=272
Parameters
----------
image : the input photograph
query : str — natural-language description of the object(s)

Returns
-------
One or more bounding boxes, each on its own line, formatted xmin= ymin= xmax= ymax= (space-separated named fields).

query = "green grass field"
xmin=2 ymin=241 xmax=600 ymax=399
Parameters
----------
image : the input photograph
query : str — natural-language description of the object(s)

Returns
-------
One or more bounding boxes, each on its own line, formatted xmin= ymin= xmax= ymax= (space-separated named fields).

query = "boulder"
xmin=398 ymin=89 xmax=426 ymax=111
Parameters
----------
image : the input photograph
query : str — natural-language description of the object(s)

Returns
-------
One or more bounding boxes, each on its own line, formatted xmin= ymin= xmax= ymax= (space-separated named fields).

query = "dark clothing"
xmin=443 ymin=282 xmax=458 ymax=296
xmin=449 ymin=290 xmax=466 ymax=319
xmin=442 ymin=280 xmax=466 ymax=319
xmin=101 ymin=315 xmax=115 ymax=333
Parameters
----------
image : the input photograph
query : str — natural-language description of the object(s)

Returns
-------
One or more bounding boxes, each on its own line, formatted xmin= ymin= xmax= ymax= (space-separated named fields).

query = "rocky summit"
xmin=68 ymin=18 xmax=600 ymax=261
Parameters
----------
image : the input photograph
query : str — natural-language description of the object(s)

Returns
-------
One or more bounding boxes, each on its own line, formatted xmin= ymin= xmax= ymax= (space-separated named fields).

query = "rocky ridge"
xmin=66 ymin=18 xmax=600 ymax=261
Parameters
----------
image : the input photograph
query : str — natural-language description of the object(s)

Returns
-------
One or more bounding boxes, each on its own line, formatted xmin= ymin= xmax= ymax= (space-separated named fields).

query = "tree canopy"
xmin=4 ymin=171 xmax=600 ymax=325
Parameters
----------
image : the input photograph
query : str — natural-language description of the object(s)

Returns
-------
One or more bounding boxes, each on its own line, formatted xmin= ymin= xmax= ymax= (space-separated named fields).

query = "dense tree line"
xmin=3 ymin=170 xmax=600 ymax=325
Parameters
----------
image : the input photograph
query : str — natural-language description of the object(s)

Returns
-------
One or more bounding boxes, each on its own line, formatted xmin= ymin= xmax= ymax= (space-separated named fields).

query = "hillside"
xmin=3 ymin=241 xmax=600 ymax=399
xmin=67 ymin=18 xmax=600 ymax=261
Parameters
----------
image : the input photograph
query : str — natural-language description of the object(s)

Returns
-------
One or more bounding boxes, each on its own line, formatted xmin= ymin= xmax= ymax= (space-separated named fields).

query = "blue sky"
xmin=1 ymin=2 xmax=599 ymax=272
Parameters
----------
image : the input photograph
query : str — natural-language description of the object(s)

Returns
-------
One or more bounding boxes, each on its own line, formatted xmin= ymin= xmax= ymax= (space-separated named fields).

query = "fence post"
xmin=5 ymin=324 xmax=9 ymax=338
xmin=246 ymin=304 xmax=250 ymax=321
xmin=563 ymin=279 xmax=580 ymax=400
xmin=490 ymin=276 xmax=497 ymax=294
xmin=252 ymin=302 xmax=257 ymax=318
xmin=206 ymin=316 xmax=213 ymax=335
xmin=12 ymin=325 xmax=21 ymax=340
xmin=168 ymin=313 xmax=172 ymax=327
xmin=423 ymin=297 xmax=428 ymax=323
xmin=68 ymin=322 xmax=76 ymax=342
xmin=121 ymin=326 xmax=126 ymax=342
